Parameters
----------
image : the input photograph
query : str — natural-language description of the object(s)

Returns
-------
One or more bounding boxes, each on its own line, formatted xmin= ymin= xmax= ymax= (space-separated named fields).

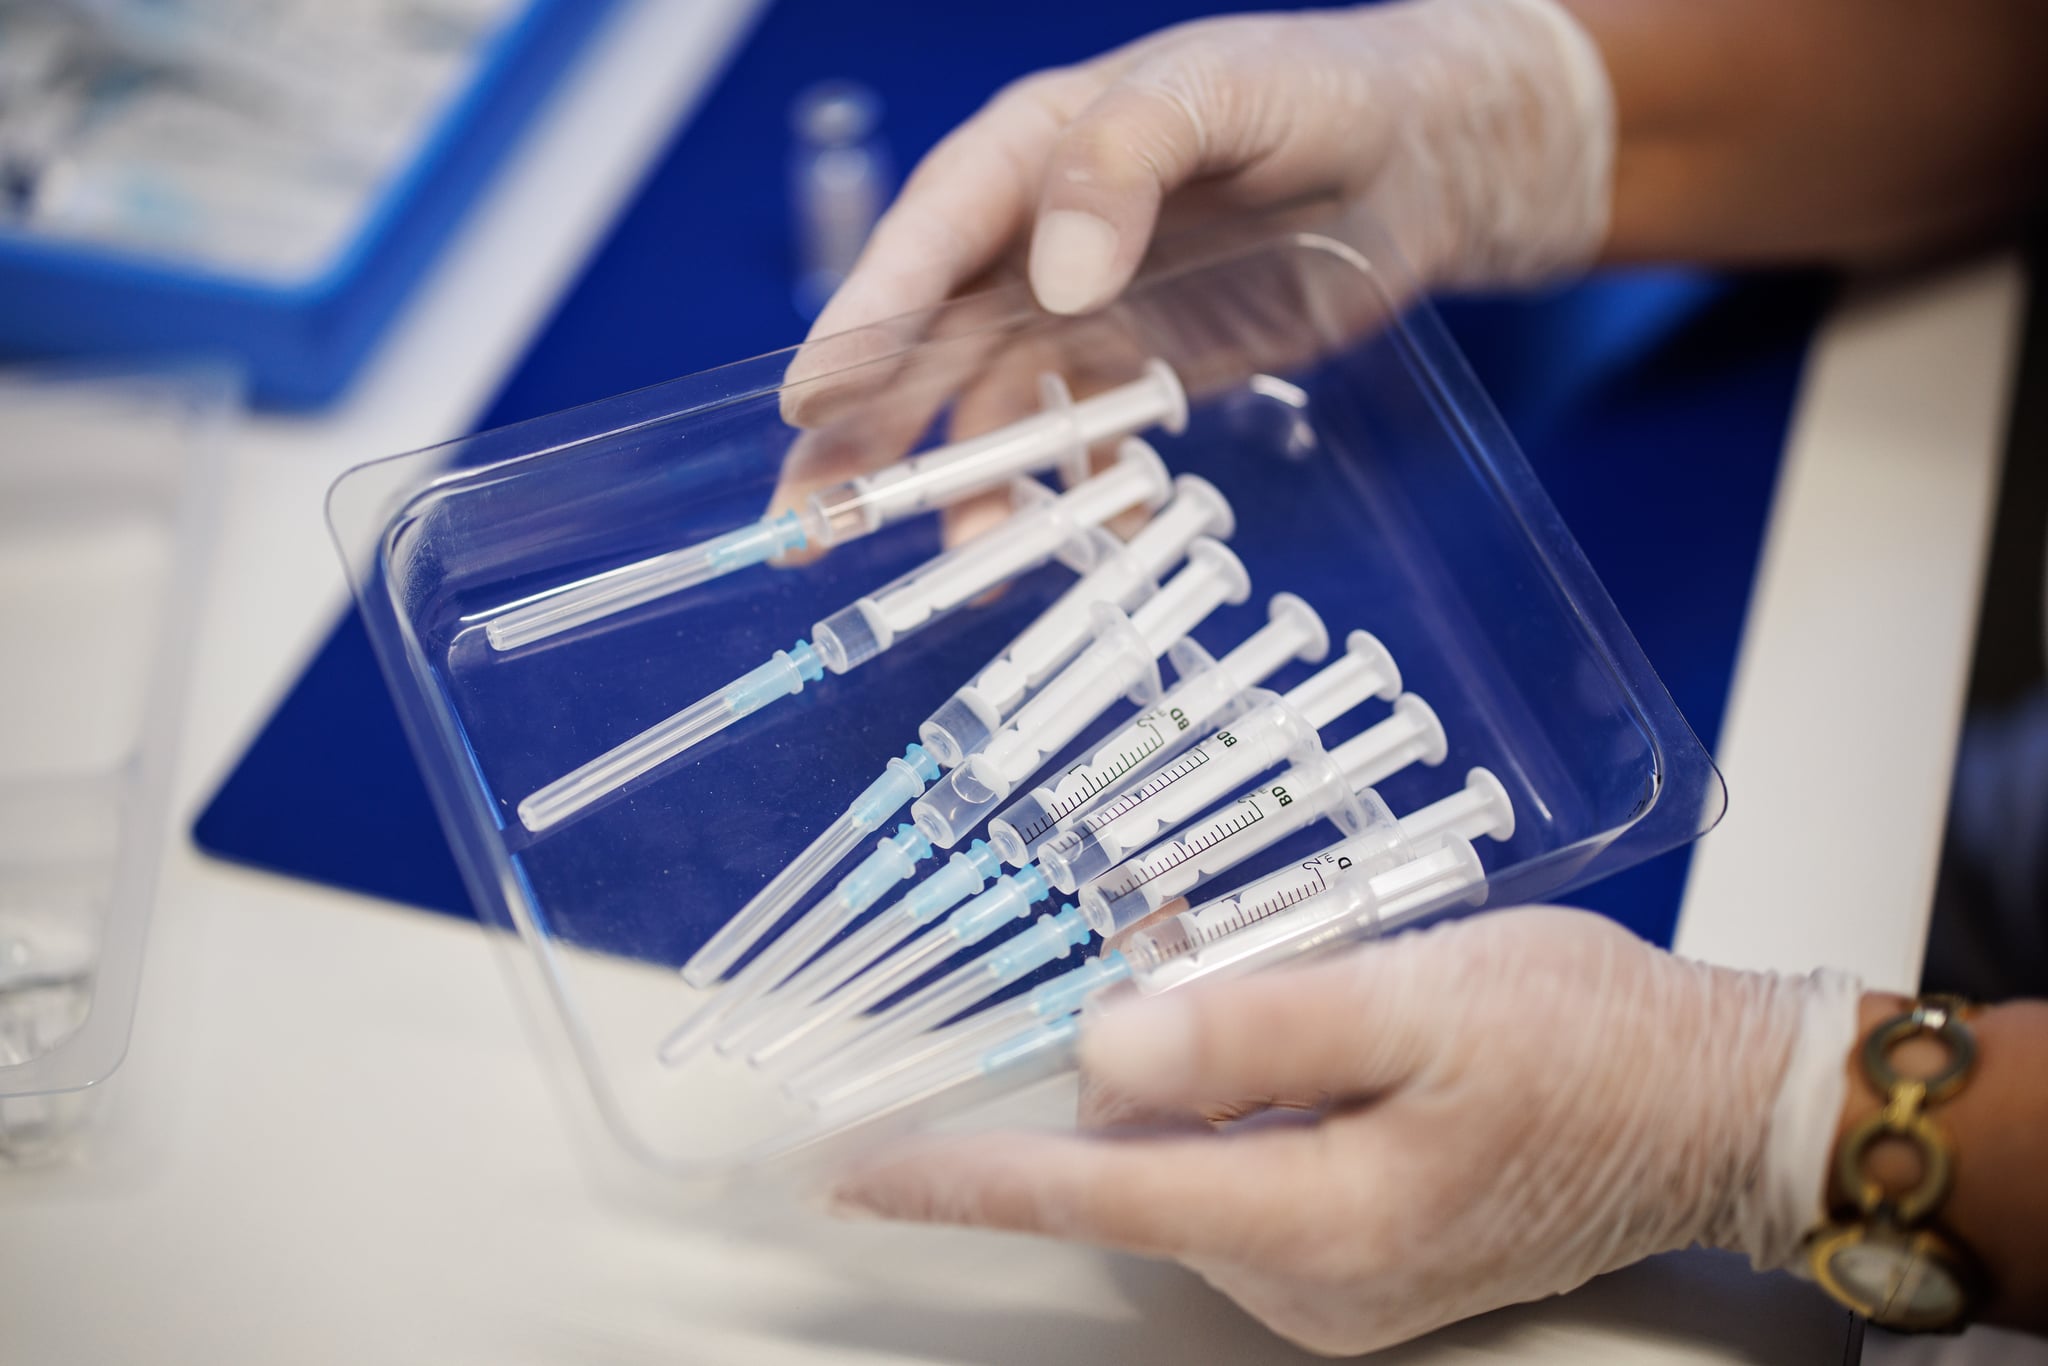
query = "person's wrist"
xmin=1829 ymin=995 xmax=2048 ymax=1323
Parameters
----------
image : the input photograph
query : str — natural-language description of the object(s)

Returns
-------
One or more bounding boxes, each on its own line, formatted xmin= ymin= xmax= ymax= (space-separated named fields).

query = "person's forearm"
xmin=1561 ymin=0 xmax=2048 ymax=269
xmin=1836 ymin=992 xmax=2048 ymax=1328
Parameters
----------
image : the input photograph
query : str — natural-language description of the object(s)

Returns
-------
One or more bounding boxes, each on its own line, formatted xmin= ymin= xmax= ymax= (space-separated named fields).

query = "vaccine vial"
xmin=788 ymin=80 xmax=889 ymax=319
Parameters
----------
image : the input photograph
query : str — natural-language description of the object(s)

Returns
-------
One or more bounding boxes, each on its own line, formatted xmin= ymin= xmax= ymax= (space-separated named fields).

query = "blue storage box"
xmin=0 ymin=0 xmax=617 ymax=408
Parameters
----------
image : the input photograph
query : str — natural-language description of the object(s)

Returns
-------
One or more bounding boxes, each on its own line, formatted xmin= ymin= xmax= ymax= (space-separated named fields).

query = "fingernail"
xmin=1030 ymin=210 xmax=1120 ymax=315
xmin=1081 ymin=993 xmax=1195 ymax=1094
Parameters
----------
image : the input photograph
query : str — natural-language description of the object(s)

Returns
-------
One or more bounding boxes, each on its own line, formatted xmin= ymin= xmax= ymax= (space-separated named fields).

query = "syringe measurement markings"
xmin=1077 ymin=745 xmax=1213 ymax=834
xmin=1187 ymin=867 xmax=1334 ymax=947
xmin=1099 ymin=797 xmax=1269 ymax=897
xmin=1017 ymin=722 xmax=1171 ymax=842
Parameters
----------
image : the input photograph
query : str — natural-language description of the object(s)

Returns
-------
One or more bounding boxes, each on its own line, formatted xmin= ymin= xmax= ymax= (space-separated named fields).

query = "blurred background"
xmin=0 ymin=1 xmax=2036 ymax=1362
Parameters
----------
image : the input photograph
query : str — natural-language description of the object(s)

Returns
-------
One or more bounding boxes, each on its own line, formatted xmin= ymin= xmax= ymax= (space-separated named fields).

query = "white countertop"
xmin=0 ymin=1 xmax=2027 ymax=1358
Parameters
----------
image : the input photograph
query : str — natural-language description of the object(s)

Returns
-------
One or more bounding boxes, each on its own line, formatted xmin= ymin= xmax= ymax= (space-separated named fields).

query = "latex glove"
xmin=832 ymin=909 xmax=1863 ymax=1356
xmin=808 ymin=0 xmax=1614 ymax=341
xmin=774 ymin=0 xmax=1615 ymax=532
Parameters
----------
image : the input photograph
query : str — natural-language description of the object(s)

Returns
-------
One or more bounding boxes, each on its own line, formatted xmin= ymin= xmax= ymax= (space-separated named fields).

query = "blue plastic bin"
xmin=0 ymin=0 xmax=617 ymax=409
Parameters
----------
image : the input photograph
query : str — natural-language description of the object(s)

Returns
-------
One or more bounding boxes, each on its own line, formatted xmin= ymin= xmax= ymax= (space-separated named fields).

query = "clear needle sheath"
xmin=711 ymin=839 xmax=1008 ymax=1055
xmin=679 ymin=745 xmax=942 ymax=988
xmin=781 ymin=903 xmax=1095 ymax=1086
xmin=518 ymin=444 xmax=1169 ymax=834
xmin=750 ymin=862 xmax=1058 ymax=1072
xmin=483 ymin=362 xmax=1185 ymax=651
xmin=518 ymin=641 xmax=823 ymax=833
xmin=655 ymin=822 xmax=932 ymax=1064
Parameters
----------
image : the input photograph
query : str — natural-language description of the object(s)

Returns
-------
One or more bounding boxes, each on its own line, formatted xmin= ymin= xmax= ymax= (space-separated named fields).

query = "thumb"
xmin=1080 ymin=937 xmax=1444 ymax=1117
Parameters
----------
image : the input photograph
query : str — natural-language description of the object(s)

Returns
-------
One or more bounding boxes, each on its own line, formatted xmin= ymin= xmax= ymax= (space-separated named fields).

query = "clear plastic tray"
xmin=0 ymin=367 xmax=225 ymax=1164
xmin=331 ymin=222 xmax=1725 ymax=1187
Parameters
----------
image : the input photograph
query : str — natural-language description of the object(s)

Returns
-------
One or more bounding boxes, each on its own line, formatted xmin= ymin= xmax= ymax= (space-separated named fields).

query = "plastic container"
xmin=329 ymin=219 xmax=1725 ymax=1188
xmin=0 ymin=367 xmax=225 ymax=1165
xmin=0 ymin=0 xmax=618 ymax=408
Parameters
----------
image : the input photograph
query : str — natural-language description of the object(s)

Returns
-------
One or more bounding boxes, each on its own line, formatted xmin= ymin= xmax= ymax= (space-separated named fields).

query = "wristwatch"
xmin=1803 ymin=996 xmax=1985 ymax=1332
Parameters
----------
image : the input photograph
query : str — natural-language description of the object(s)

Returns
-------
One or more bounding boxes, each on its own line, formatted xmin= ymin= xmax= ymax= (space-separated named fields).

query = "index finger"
xmin=779 ymin=69 xmax=1100 ymax=430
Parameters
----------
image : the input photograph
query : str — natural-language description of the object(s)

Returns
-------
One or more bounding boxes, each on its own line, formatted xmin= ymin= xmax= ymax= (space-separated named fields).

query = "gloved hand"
xmin=808 ymin=0 xmax=1614 ymax=341
xmin=831 ymin=908 xmax=1863 ymax=1356
xmin=775 ymin=0 xmax=1616 ymax=535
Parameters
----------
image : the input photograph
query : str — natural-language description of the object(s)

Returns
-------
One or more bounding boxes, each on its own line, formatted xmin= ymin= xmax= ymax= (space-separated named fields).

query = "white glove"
xmin=774 ymin=0 xmax=1616 ymax=532
xmin=808 ymin=0 xmax=1614 ymax=339
xmin=832 ymin=908 xmax=1863 ymax=1356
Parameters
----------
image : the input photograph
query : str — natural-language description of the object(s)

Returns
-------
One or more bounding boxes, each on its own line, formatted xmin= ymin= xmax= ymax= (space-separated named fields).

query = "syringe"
xmin=781 ymin=766 xmax=1502 ymax=1087
xmin=799 ymin=837 xmax=1487 ymax=1133
xmin=664 ymin=531 xmax=1241 ymax=1060
xmin=760 ymin=694 xmax=1445 ymax=1078
xmin=907 ymin=537 xmax=1254 ymax=849
xmin=710 ymin=837 xmax=1010 ymax=1053
xmin=679 ymin=476 xmax=1222 ymax=987
xmin=1032 ymin=633 xmax=1406 ymax=894
xmin=714 ymin=598 xmax=1329 ymax=1054
xmin=751 ymin=857 xmax=1066 ymax=1073
xmin=1075 ymin=693 xmax=1449 ymax=935
xmin=1121 ymin=768 xmax=1514 ymax=968
xmin=482 ymin=361 xmax=1186 ymax=651
xmin=679 ymin=746 xmax=941 ymax=988
xmin=916 ymin=474 xmax=1234 ymax=768
xmin=516 ymin=442 xmax=1171 ymax=834
xmin=655 ymin=822 xmax=932 ymax=1064
xmin=1124 ymin=834 xmax=1489 ymax=996
xmin=982 ymin=593 xmax=1331 ymax=865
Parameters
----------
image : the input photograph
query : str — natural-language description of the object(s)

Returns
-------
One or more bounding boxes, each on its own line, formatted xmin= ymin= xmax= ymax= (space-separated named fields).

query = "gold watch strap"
xmin=1805 ymin=996 xmax=1986 ymax=1332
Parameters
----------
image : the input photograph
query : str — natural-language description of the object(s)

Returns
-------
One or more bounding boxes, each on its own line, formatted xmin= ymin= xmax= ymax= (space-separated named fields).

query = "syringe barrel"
xmin=1041 ymin=695 xmax=1317 ymax=891
xmin=812 ymin=445 xmax=1169 ymax=675
xmin=1078 ymin=752 xmax=1349 ymax=934
xmin=1127 ymin=836 xmax=1485 ymax=993
xmin=983 ymin=602 xmax=1322 ymax=865
xmin=986 ymin=682 xmax=1221 ymax=866
xmin=821 ymin=410 xmax=1073 ymax=537
xmin=919 ymin=529 xmax=1151 ymax=767
xmin=832 ymin=363 xmax=1184 ymax=538
xmin=996 ymin=603 xmax=1163 ymax=776
xmin=802 ymin=366 xmax=1097 ymax=544
xmin=1138 ymin=803 xmax=1411 ymax=962
xmin=935 ymin=475 xmax=1230 ymax=748
xmin=912 ymin=607 xmax=1160 ymax=847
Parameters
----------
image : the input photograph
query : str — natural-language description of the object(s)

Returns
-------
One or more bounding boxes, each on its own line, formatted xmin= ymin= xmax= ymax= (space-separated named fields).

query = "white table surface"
xmin=0 ymin=1 xmax=2028 ymax=1358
